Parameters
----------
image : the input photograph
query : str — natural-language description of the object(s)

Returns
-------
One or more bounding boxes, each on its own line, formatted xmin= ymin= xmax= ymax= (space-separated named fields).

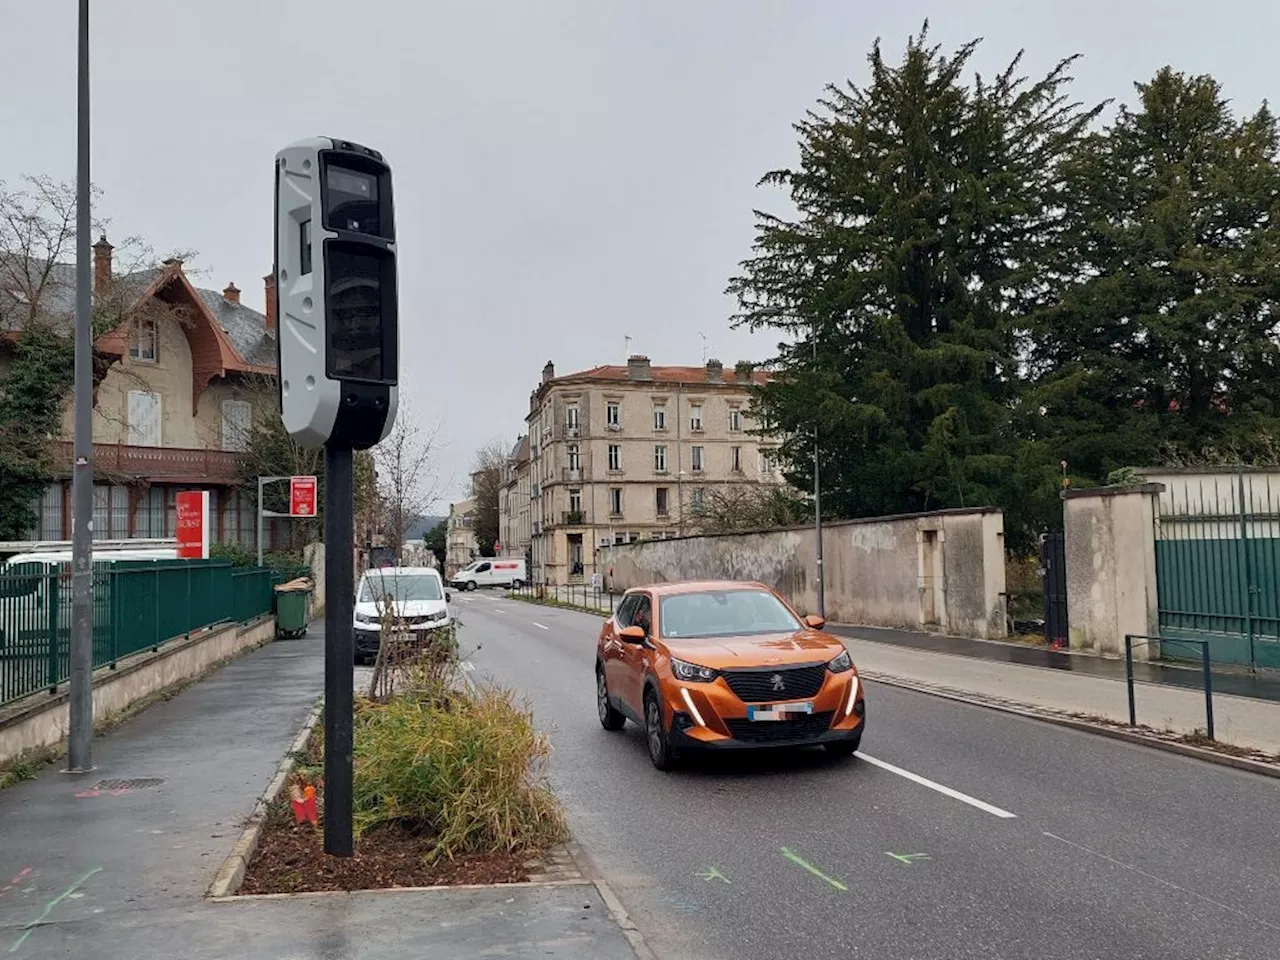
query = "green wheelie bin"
xmin=274 ymin=578 xmax=312 ymax=639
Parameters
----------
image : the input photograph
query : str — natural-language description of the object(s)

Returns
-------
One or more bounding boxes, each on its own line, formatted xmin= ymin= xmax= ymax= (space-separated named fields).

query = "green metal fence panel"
xmin=0 ymin=558 xmax=303 ymax=708
xmin=1155 ymin=470 xmax=1280 ymax=670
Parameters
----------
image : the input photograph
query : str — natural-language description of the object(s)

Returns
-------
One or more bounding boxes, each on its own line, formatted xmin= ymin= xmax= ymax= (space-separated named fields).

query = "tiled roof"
xmin=195 ymin=288 xmax=276 ymax=368
xmin=553 ymin=364 xmax=769 ymax=386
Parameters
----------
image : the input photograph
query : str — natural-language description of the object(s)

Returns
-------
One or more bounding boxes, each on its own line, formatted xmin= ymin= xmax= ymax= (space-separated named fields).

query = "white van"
xmin=353 ymin=566 xmax=450 ymax=663
xmin=450 ymin=558 xmax=526 ymax=591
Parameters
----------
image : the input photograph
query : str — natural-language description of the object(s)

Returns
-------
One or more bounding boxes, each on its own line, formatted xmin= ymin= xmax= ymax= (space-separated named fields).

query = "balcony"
xmin=562 ymin=467 xmax=587 ymax=483
xmin=561 ymin=510 xmax=586 ymax=526
xmin=53 ymin=441 xmax=243 ymax=484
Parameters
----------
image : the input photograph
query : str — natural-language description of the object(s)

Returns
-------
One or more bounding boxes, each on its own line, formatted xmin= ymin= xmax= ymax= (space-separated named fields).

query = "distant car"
xmin=595 ymin=581 xmax=865 ymax=770
xmin=353 ymin=566 xmax=451 ymax=664
xmin=450 ymin=558 xmax=526 ymax=591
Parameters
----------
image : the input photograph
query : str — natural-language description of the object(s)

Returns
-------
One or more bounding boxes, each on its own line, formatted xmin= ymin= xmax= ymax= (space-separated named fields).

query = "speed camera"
xmin=273 ymin=137 xmax=399 ymax=449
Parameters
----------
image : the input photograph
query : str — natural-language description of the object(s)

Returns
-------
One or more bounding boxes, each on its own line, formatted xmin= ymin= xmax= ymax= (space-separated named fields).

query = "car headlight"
xmin=355 ymin=613 xmax=377 ymax=625
xmin=670 ymin=657 xmax=718 ymax=683
xmin=827 ymin=649 xmax=852 ymax=673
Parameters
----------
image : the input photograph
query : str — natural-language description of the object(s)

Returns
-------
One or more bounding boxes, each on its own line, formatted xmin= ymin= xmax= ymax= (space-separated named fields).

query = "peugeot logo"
xmin=770 ymin=674 xmax=785 ymax=693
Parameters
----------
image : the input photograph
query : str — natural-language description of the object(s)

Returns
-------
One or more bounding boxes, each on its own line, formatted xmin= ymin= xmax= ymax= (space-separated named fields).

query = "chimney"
xmin=222 ymin=282 xmax=240 ymax=304
xmin=627 ymin=354 xmax=651 ymax=380
xmin=735 ymin=361 xmax=755 ymax=384
xmin=541 ymin=360 xmax=555 ymax=384
xmin=705 ymin=358 xmax=724 ymax=382
xmin=263 ymin=273 xmax=277 ymax=333
xmin=92 ymin=235 xmax=113 ymax=295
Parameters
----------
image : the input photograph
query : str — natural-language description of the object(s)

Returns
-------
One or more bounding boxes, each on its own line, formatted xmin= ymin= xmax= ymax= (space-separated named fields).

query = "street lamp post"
xmin=812 ymin=327 xmax=825 ymax=620
xmin=66 ymin=0 xmax=94 ymax=773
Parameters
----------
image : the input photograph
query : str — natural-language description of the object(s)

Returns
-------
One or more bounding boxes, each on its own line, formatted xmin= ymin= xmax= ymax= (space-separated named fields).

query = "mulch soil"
xmin=237 ymin=727 xmax=532 ymax=894
xmin=239 ymin=795 xmax=532 ymax=894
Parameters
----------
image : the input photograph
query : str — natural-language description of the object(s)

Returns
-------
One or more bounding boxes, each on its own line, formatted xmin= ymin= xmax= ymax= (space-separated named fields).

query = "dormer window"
xmin=130 ymin=318 xmax=157 ymax=362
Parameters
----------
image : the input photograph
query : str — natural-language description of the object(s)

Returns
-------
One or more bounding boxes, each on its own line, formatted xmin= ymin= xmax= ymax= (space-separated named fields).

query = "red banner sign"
xmin=290 ymin=476 xmax=318 ymax=517
xmin=175 ymin=490 xmax=209 ymax=559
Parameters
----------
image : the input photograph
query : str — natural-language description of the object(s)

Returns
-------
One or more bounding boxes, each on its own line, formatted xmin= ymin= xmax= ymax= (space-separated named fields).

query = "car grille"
xmin=722 ymin=664 xmax=826 ymax=703
xmin=724 ymin=711 xmax=834 ymax=744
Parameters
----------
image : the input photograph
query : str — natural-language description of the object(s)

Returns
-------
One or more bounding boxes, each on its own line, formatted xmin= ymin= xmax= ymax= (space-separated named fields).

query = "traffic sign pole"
xmin=323 ymin=447 xmax=355 ymax=856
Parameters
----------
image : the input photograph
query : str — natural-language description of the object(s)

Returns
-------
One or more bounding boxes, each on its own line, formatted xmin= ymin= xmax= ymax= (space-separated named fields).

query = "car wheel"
xmin=824 ymin=735 xmax=861 ymax=758
xmin=511 ymin=578 xmax=524 ymax=589
xmin=465 ymin=581 xmax=477 ymax=591
xmin=596 ymin=666 xmax=626 ymax=731
xmin=644 ymin=690 xmax=677 ymax=771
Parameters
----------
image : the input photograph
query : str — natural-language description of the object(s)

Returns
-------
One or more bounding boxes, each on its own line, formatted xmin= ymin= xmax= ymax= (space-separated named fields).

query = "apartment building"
xmin=497 ymin=435 xmax=532 ymax=567
xmin=445 ymin=498 xmax=478 ymax=573
xmin=521 ymin=355 xmax=781 ymax=585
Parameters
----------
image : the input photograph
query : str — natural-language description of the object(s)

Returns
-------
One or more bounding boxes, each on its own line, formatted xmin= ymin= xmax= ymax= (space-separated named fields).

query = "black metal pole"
xmin=1124 ymin=635 xmax=1136 ymax=727
xmin=323 ymin=445 xmax=354 ymax=856
xmin=1201 ymin=642 xmax=1215 ymax=741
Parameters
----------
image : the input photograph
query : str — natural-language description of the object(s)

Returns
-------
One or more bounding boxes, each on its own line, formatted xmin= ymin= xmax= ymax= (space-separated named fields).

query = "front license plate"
xmin=748 ymin=701 xmax=814 ymax=721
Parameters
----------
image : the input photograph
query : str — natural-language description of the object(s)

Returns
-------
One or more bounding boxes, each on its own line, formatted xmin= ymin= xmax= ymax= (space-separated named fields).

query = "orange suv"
xmin=595 ymin=581 xmax=865 ymax=770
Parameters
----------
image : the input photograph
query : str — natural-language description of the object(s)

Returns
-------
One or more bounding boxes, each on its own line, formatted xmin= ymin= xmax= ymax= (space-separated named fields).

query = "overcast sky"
xmin=3 ymin=1 xmax=1278 ymax=507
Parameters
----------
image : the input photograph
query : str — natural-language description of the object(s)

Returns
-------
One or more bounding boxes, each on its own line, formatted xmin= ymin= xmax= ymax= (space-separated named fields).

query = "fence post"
xmin=1124 ymin=635 xmax=1136 ymax=727
xmin=1201 ymin=641 xmax=1215 ymax=740
xmin=46 ymin=572 xmax=61 ymax=693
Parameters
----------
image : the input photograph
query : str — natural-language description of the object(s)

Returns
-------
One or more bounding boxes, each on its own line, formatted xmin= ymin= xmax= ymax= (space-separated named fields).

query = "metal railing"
xmin=1124 ymin=634 xmax=1215 ymax=740
xmin=510 ymin=581 xmax=618 ymax=616
xmin=0 ymin=560 xmax=305 ymax=707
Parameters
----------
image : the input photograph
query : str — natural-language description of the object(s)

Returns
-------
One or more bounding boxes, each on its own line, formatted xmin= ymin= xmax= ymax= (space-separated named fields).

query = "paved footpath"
xmin=0 ymin=626 xmax=639 ymax=960
xmin=833 ymin=626 xmax=1280 ymax=754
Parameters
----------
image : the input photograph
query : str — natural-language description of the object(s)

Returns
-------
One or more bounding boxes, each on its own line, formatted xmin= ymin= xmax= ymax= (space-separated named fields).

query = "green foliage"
xmin=730 ymin=26 xmax=1103 ymax=551
xmin=424 ymin=519 xmax=447 ymax=566
xmin=353 ymin=683 xmax=566 ymax=861
xmin=208 ymin=540 xmax=303 ymax=569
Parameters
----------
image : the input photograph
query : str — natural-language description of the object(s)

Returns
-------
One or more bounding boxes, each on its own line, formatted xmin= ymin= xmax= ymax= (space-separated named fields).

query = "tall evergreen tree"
xmin=729 ymin=27 xmax=1101 ymax=543
xmin=1029 ymin=68 xmax=1280 ymax=477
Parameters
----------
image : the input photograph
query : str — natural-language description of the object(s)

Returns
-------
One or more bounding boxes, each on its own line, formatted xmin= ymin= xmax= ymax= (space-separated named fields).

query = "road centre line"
xmin=856 ymin=752 xmax=1017 ymax=819
xmin=533 ymin=622 xmax=549 ymax=630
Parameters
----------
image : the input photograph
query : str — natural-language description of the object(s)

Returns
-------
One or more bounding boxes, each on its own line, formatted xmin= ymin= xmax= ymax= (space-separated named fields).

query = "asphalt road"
xmin=451 ymin=591 xmax=1280 ymax=960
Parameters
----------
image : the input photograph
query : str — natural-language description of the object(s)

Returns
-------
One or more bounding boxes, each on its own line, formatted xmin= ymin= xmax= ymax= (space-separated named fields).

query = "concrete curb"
xmin=206 ymin=698 xmax=323 ymax=899
xmin=863 ymin=670 xmax=1280 ymax=780
xmin=565 ymin=842 xmax=659 ymax=960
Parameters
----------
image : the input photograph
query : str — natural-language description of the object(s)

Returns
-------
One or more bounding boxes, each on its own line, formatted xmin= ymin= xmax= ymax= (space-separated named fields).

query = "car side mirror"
xmin=619 ymin=625 xmax=646 ymax=643
xmin=446 ymin=592 xmax=452 ymax=603
xmin=804 ymin=614 xmax=826 ymax=630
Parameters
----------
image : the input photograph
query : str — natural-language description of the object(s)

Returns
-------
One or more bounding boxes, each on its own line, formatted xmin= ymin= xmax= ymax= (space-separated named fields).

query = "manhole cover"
xmin=90 ymin=778 xmax=165 ymax=791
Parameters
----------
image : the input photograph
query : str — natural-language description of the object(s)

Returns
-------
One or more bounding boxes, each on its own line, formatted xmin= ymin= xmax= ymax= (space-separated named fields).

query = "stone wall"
xmin=603 ymin=508 xmax=1007 ymax=638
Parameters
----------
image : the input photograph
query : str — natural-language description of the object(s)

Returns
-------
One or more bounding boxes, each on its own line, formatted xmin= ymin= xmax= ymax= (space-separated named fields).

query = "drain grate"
xmin=90 ymin=778 xmax=165 ymax=791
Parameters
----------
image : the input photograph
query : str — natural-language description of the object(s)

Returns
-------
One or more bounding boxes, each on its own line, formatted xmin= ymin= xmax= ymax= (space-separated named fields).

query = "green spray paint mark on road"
xmin=8 ymin=867 xmax=102 ymax=954
xmin=780 ymin=847 xmax=847 ymax=891
xmin=697 ymin=867 xmax=731 ymax=884
xmin=886 ymin=853 xmax=931 ymax=865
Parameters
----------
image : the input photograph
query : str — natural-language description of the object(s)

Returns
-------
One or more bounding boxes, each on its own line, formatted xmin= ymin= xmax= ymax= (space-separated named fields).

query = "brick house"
xmin=3 ymin=236 xmax=282 ymax=546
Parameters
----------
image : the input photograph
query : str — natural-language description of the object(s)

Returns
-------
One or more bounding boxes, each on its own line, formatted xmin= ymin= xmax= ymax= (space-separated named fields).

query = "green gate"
xmin=1154 ymin=470 xmax=1280 ymax=670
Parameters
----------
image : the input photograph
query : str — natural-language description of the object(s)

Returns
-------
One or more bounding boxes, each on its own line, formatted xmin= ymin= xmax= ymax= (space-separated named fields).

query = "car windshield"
xmin=659 ymin=589 xmax=802 ymax=639
xmin=359 ymin=574 xmax=442 ymax=603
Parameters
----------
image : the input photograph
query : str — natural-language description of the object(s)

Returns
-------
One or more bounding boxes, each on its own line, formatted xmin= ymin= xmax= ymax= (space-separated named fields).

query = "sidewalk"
xmin=835 ymin=626 xmax=1280 ymax=755
xmin=0 ymin=626 xmax=639 ymax=959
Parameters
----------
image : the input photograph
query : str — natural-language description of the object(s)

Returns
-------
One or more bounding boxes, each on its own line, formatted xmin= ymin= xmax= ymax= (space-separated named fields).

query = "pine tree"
xmin=1030 ymin=68 xmax=1280 ymax=478
xmin=729 ymin=26 xmax=1101 ymax=540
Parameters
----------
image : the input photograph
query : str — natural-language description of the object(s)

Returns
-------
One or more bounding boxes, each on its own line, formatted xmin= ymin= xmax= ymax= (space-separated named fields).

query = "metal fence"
xmin=509 ymin=581 xmax=618 ymax=616
xmin=0 ymin=560 xmax=304 ymax=707
xmin=1154 ymin=470 xmax=1280 ymax=670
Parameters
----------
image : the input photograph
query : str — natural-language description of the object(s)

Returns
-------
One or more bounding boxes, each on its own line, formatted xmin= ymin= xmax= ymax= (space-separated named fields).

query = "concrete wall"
xmin=0 ymin=616 xmax=275 ymax=769
xmin=303 ymin=541 xmax=326 ymax=615
xmin=1063 ymin=484 xmax=1162 ymax=659
xmin=603 ymin=508 xmax=1007 ymax=639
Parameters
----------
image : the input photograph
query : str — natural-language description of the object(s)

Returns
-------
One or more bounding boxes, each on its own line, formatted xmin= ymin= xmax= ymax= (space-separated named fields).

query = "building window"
xmin=690 ymin=404 xmax=703 ymax=431
xmin=691 ymin=445 xmax=704 ymax=473
xmin=608 ymin=444 xmax=622 ymax=471
xmin=761 ymin=450 xmax=778 ymax=475
xmin=654 ymin=444 xmax=667 ymax=473
xmin=126 ymin=390 xmax=161 ymax=446
xmin=656 ymin=487 xmax=669 ymax=516
xmin=609 ymin=488 xmax=623 ymax=516
xmin=130 ymin=318 xmax=157 ymax=362
xmin=731 ymin=445 xmax=742 ymax=472
xmin=606 ymin=402 xmax=620 ymax=429
xmin=566 ymin=405 xmax=579 ymax=432
xmin=567 ymin=443 xmax=580 ymax=470
xmin=221 ymin=399 xmax=252 ymax=452
xmin=569 ymin=488 xmax=581 ymax=512
xmin=691 ymin=487 xmax=705 ymax=514
xmin=729 ymin=407 xmax=742 ymax=432
xmin=653 ymin=405 xmax=667 ymax=431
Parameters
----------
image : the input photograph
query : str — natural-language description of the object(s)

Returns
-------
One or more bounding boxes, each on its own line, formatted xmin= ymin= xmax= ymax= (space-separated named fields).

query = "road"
xmin=451 ymin=591 xmax=1280 ymax=960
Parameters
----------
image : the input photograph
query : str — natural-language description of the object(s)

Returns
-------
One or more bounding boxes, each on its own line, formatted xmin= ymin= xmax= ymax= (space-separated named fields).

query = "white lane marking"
xmin=855 ymin=752 xmax=1017 ymax=819
xmin=1042 ymin=832 xmax=1280 ymax=930
xmin=533 ymin=622 xmax=549 ymax=630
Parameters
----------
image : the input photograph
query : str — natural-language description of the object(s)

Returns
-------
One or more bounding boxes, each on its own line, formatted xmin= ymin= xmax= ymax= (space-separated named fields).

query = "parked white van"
xmin=353 ymin=566 xmax=451 ymax=663
xmin=449 ymin=558 xmax=526 ymax=591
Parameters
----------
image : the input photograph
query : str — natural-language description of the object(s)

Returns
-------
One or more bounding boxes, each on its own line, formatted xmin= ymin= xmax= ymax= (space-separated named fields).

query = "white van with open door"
xmin=449 ymin=558 xmax=526 ymax=591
